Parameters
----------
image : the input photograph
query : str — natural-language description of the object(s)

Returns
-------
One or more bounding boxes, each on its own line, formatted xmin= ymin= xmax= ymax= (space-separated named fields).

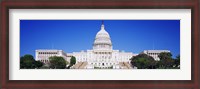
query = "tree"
xmin=174 ymin=55 xmax=180 ymax=68
xmin=34 ymin=61 xmax=44 ymax=69
xmin=66 ymin=56 xmax=76 ymax=69
xmin=20 ymin=54 xmax=44 ymax=69
xmin=158 ymin=52 xmax=174 ymax=68
xmin=130 ymin=54 xmax=156 ymax=69
xmin=20 ymin=54 xmax=36 ymax=69
xmin=70 ymin=56 xmax=76 ymax=66
xmin=49 ymin=56 xmax=67 ymax=69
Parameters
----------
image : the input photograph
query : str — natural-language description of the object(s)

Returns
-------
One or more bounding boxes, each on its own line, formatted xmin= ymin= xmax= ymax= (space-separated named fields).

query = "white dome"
xmin=96 ymin=27 xmax=110 ymax=39
xmin=93 ymin=22 xmax=112 ymax=50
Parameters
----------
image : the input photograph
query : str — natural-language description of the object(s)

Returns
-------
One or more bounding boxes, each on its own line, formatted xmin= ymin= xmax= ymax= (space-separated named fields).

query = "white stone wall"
xmin=68 ymin=49 xmax=134 ymax=69
xmin=141 ymin=50 xmax=170 ymax=61
xmin=35 ymin=50 xmax=68 ymax=63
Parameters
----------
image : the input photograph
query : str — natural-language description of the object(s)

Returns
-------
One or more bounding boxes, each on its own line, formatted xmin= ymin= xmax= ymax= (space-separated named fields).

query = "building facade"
xmin=35 ymin=50 xmax=68 ymax=63
xmin=68 ymin=22 xmax=136 ymax=69
xmin=35 ymin=22 xmax=170 ymax=69
xmin=141 ymin=50 xmax=170 ymax=61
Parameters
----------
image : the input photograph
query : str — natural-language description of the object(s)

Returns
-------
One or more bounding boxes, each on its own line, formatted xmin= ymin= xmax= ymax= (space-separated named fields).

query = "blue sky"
xmin=20 ymin=20 xmax=180 ymax=58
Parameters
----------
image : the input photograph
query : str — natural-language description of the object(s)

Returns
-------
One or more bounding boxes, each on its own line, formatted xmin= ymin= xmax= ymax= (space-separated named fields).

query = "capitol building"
xmin=35 ymin=22 xmax=170 ymax=69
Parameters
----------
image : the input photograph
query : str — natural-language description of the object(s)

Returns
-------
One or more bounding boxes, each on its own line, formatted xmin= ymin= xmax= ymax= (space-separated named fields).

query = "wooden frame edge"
xmin=0 ymin=0 xmax=199 ymax=89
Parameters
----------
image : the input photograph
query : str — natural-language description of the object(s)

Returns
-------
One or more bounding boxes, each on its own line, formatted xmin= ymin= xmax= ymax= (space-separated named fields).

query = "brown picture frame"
xmin=0 ymin=0 xmax=199 ymax=89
